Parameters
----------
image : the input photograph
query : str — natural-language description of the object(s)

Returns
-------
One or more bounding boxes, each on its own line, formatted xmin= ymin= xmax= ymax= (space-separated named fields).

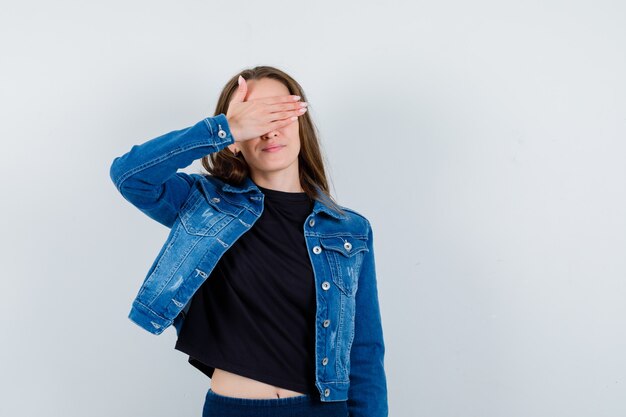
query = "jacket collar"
xmin=311 ymin=192 xmax=347 ymax=220
xmin=221 ymin=175 xmax=259 ymax=194
xmin=221 ymin=176 xmax=347 ymax=220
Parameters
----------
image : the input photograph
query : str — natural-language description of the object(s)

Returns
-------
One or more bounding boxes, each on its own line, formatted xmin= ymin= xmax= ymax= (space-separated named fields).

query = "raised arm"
xmin=347 ymin=220 xmax=389 ymax=417
xmin=110 ymin=75 xmax=307 ymax=228
xmin=109 ymin=113 xmax=235 ymax=228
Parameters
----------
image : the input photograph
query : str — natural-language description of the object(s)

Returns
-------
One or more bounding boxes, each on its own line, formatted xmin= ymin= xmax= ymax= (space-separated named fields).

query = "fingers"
xmin=268 ymin=116 xmax=299 ymax=131
xmin=251 ymin=94 xmax=301 ymax=105
xmin=268 ymin=107 xmax=307 ymax=122
xmin=231 ymin=75 xmax=248 ymax=103
xmin=267 ymin=101 xmax=308 ymax=113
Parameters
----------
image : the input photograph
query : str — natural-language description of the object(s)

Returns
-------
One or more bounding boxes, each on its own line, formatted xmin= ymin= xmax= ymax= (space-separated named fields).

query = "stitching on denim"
xmin=352 ymin=253 xmax=365 ymax=287
xmin=319 ymin=380 xmax=350 ymax=385
xmin=320 ymin=238 xmax=369 ymax=255
xmin=195 ymin=177 xmax=254 ymax=216
xmin=306 ymin=231 xmax=369 ymax=239
xmin=169 ymin=264 xmax=211 ymax=316
xmin=345 ymin=308 xmax=356 ymax=376
xmin=336 ymin=289 xmax=346 ymax=378
xmin=203 ymin=118 xmax=214 ymax=135
xmin=136 ymin=224 xmax=183 ymax=301
xmin=182 ymin=210 xmax=235 ymax=237
xmin=179 ymin=195 xmax=211 ymax=234
xmin=150 ymin=230 xmax=204 ymax=317
xmin=133 ymin=299 xmax=168 ymax=320
xmin=237 ymin=218 xmax=253 ymax=228
xmin=339 ymin=206 xmax=369 ymax=223
xmin=138 ymin=227 xmax=205 ymax=306
xmin=116 ymin=143 xmax=208 ymax=184
xmin=115 ymin=135 xmax=232 ymax=190
xmin=218 ymin=192 xmax=250 ymax=209
xmin=178 ymin=188 xmax=202 ymax=218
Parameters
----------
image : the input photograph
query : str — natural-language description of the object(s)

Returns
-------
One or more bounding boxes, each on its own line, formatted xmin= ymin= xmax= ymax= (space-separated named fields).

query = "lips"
xmin=262 ymin=145 xmax=285 ymax=151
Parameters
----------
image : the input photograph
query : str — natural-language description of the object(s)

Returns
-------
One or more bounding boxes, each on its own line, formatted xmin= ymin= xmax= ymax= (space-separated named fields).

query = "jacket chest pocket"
xmin=320 ymin=236 xmax=369 ymax=297
xmin=179 ymin=192 xmax=244 ymax=236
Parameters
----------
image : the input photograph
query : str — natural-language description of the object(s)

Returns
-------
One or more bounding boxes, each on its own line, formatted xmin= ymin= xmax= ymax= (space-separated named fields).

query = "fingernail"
xmin=293 ymin=95 xmax=301 ymax=101
xmin=238 ymin=75 xmax=244 ymax=85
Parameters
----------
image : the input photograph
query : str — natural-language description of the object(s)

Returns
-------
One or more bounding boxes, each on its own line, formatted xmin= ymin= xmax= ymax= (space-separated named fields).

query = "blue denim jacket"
xmin=109 ymin=114 xmax=388 ymax=416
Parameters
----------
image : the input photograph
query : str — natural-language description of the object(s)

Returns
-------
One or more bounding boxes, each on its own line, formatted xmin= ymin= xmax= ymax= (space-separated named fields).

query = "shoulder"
xmin=179 ymin=174 xmax=229 ymax=205
xmin=339 ymin=205 xmax=371 ymax=224
xmin=337 ymin=205 xmax=373 ymax=237
xmin=188 ymin=173 xmax=227 ymax=193
xmin=191 ymin=173 xmax=220 ymax=186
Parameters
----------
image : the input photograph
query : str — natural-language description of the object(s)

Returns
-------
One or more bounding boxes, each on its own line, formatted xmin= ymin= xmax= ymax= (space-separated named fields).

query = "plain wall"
xmin=1 ymin=1 xmax=625 ymax=416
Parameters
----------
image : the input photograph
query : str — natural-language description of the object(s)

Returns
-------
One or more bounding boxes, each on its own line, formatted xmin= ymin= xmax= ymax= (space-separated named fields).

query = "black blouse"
xmin=174 ymin=184 xmax=318 ymax=394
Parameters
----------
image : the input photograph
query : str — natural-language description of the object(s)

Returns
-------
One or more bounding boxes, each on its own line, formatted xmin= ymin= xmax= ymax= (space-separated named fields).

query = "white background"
xmin=1 ymin=1 xmax=625 ymax=416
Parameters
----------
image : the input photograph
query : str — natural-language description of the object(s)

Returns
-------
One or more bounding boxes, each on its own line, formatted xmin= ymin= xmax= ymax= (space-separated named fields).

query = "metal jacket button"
xmin=323 ymin=319 xmax=330 ymax=327
xmin=211 ymin=197 xmax=220 ymax=203
xmin=309 ymin=218 xmax=315 ymax=227
xmin=313 ymin=246 xmax=322 ymax=254
xmin=324 ymin=388 xmax=330 ymax=397
xmin=344 ymin=241 xmax=352 ymax=251
xmin=218 ymin=129 xmax=227 ymax=139
xmin=322 ymin=357 xmax=329 ymax=365
xmin=322 ymin=281 xmax=330 ymax=290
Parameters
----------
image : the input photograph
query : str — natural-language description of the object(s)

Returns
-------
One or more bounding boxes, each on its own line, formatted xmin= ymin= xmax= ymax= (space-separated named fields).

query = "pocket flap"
xmin=198 ymin=180 xmax=244 ymax=217
xmin=319 ymin=236 xmax=368 ymax=257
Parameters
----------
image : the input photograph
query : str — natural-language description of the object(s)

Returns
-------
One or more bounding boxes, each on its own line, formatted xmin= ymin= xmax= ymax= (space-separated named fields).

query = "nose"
xmin=261 ymin=131 xmax=278 ymax=139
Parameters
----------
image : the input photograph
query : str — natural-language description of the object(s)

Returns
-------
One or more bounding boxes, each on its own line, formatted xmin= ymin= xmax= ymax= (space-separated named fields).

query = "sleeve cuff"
xmin=204 ymin=113 xmax=235 ymax=145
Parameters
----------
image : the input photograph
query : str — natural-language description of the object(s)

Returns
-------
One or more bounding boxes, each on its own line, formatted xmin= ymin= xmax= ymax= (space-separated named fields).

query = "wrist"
xmin=224 ymin=116 xmax=239 ymax=142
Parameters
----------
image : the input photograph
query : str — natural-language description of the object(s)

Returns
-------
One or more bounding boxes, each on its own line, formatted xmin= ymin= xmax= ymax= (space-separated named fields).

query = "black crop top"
xmin=174 ymin=184 xmax=318 ymax=394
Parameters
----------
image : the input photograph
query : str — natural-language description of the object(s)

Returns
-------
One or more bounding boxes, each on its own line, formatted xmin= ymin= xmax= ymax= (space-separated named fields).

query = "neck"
xmin=251 ymin=168 xmax=303 ymax=193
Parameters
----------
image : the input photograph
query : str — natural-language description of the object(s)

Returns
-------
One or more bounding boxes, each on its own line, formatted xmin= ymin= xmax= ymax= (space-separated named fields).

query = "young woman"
xmin=109 ymin=66 xmax=388 ymax=417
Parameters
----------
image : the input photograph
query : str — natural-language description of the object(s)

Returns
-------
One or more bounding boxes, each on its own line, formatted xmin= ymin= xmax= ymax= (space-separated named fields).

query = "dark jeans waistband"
xmin=206 ymin=389 xmax=313 ymax=406
xmin=203 ymin=388 xmax=349 ymax=417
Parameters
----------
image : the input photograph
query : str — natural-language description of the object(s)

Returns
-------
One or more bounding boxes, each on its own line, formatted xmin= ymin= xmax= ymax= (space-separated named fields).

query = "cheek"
xmin=286 ymin=121 xmax=301 ymax=138
xmin=242 ymin=140 xmax=260 ymax=152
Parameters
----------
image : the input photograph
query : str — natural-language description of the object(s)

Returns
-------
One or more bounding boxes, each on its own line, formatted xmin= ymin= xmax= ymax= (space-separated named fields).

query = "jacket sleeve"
xmin=109 ymin=113 xmax=235 ymax=228
xmin=348 ymin=220 xmax=389 ymax=417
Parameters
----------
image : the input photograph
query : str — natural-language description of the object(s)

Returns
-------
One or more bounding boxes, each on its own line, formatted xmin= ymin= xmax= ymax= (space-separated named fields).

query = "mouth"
xmin=262 ymin=145 xmax=285 ymax=152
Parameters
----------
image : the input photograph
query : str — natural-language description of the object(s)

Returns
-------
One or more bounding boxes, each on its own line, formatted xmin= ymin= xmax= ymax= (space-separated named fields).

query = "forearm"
xmin=109 ymin=113 xmax=234 ymax=227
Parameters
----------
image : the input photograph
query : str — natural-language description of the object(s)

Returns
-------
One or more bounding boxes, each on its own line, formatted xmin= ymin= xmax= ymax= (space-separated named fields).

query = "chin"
xmin=255 ymin=158 xmax=298 ymax=171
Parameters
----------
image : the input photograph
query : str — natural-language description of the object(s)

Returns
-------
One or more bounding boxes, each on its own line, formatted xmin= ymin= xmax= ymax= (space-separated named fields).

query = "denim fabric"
xmin=203 ymin=389 xmax=348 ymax=417
xmin=109 ymin=113 xmax=388 ymax=416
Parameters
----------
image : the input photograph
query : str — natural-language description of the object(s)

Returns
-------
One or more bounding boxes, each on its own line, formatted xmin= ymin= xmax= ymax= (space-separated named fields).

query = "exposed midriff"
xmin=210 ymin=368 xmax=307 ymax=399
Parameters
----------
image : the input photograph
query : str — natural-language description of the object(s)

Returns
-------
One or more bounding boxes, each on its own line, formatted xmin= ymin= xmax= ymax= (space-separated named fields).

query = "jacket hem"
xmin=128 ymin=301 xmax=172 ymax=335
xmin=315 ymin=380 xmax=349 ymax=402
